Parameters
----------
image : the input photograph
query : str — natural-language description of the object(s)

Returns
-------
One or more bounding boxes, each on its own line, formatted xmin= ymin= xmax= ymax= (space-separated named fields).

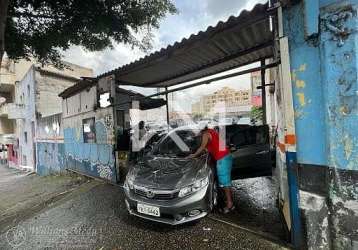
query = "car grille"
xmin=134 ymin=188 xmax=178 ymax=200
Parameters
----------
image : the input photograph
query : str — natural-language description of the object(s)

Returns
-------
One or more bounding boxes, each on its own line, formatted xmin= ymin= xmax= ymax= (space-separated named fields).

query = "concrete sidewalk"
xmin=0 ymin=164 xmax=94 ymax=234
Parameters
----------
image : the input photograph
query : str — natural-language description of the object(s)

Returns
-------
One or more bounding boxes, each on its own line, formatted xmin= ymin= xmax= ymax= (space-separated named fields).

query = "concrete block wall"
xmin=63 ymin=108 xmax=117 ymax=183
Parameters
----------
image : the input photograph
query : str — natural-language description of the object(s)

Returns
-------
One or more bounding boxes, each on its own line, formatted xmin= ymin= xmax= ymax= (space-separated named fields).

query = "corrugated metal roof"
xmin=59 ymin=79 xmax=167 ymax=110
xmin=116 ymin=88 xmax=167 ymax=110
xmin=59 ymin=79 xmax=96 ymax=98
xmin=98 ymin=2 xmax=274 ymax=88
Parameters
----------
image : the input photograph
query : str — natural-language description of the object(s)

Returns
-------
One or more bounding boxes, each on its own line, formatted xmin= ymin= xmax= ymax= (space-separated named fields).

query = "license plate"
xmin=137 ymin=203 xmax=160 ymax=217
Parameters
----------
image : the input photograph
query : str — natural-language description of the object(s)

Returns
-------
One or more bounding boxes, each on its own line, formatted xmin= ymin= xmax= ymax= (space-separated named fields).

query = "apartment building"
xmin=191 ymin=87 xmax=251 ymax=116
xmin=251 ymin=71 xmax=262 ymax=107
xmin=0 ymin=59 xmax=34 ymax=142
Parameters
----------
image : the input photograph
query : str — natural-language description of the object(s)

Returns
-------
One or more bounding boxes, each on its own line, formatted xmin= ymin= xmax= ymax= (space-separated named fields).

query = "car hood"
xmin=128 ymin=154 xmax=209 ymax=190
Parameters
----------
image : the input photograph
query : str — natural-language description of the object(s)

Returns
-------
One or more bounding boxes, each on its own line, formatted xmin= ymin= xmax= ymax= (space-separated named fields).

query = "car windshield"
xmin=155 ymin=130 xmax=201 ymax=156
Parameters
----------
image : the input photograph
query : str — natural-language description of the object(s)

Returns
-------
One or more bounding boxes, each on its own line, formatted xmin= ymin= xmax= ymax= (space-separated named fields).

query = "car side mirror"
xmin=143 ymin=144 xmax=153 ymax=153
xmin=150 ymin=144 xmax=157 ymax=154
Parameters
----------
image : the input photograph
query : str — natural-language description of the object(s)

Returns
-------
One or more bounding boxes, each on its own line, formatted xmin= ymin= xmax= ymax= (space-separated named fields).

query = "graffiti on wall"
xmin=63 ymin=126 xmax=116 ymax=182
xmin=95 ymin=120 xmax=108 ymax=144
xmin=37 ymin=142 xmax=65 ymax=176
xmin=97 ymin=165 xmax=113 ymax=180
xmin=104 ymin=114 xmax=112 ymax=128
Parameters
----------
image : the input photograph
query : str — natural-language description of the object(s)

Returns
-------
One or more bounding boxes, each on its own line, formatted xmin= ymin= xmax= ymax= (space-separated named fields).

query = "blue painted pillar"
xmin=283 ymin=3 xmax=324 ymax=248
xmin=283 ymin=1 xmax=327 ymax=166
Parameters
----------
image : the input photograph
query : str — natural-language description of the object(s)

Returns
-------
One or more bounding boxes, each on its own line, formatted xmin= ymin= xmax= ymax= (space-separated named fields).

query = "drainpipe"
xmin=165 ymin=87 xmax=170 ymax=131
xmin=261 ymin=59 xmax=267 ymax=124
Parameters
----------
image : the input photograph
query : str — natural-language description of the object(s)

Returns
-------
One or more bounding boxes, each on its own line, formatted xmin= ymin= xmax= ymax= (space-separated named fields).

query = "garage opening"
xmin=100 ymin=1 xmax=294 ymax=246
xmin=119 ymin=63 xmax=287 ymax=243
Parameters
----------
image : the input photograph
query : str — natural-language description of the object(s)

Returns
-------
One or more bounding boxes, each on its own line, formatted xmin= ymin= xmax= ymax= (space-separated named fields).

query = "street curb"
xmin=0 ymin=179 xmax=97 ymax=235
xmin=66 ymin=168 xmax=124 ymax=188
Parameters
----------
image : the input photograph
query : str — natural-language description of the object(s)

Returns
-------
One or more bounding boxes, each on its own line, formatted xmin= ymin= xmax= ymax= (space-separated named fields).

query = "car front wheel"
xmin=208 ymin=177 xmax=218 ymax=212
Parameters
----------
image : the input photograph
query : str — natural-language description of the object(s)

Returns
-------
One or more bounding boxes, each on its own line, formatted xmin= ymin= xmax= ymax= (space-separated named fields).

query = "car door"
xmin=229 ymin=127 xmax=252 ymax=179
xmin=230 ymin=125 xmax=272 ymax=179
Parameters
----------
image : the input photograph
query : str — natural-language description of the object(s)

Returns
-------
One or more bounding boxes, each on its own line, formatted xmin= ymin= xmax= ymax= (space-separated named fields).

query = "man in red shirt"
xmin=188 ymin=126 xmax=234 ymax=213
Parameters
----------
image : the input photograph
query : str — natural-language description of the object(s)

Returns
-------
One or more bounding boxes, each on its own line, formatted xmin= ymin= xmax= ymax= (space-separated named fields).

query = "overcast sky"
xmin=63 ymin=0 xmax=266 ymax=112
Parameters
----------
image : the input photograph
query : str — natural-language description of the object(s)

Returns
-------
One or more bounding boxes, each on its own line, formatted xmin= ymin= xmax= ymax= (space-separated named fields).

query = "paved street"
xmin=0 ymin=165 xmax=290 ymax=250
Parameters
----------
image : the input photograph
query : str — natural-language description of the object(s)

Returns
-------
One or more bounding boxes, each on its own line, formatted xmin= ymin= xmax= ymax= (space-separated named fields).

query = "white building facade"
xmin=11 ymin=63 xmax=93 ymax=171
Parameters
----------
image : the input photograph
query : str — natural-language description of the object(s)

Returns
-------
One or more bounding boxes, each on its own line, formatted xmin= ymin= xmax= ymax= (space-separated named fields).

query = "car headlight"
xmin=178 ymin=177 xmax=209 ymax=198
xmin=123 ymin=181 xmax=128 ymax=190
xmin=124 ymin=177 xmax=134 ymax=191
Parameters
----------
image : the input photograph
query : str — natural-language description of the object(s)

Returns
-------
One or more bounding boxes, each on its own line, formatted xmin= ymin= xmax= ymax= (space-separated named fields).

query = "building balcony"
xmin=0 ymin=73 xmax=16 ymax=93
xmin=0 ymin=103 xmax=25 ymax=119
xmin=0 ymin=73 xmax=16 ymax=85
xmin=8 ymin=103 xmax=25 ymax=119
xmin=0 ymin=103 xmax=9 ymax=117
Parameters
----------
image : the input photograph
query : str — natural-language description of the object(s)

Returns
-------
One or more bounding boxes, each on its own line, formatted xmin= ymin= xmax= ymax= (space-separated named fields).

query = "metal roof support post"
xmin=261 ymin=59 xmax=267 ymax=124
xmin=165 ymin=87 xmax=170 ymax=131
xmin=280 ymin=35 xmax=302 ymax=249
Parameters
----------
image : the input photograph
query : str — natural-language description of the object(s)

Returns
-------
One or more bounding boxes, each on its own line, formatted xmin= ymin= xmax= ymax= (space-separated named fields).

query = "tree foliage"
xmin=250 ymin=106 xmax=263 ymax=123
xmin=1 ymin=0 xmax=177 ymax=67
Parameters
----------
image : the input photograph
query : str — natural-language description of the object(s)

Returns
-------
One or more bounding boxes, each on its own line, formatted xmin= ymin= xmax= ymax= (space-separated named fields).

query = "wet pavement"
xmin=0 ymin=165 xmax=90 ymax=234
xmin=212 ymin=177 xmax=287 ymax=242
xmin=0 ymin=165 xmax=290 ymax=250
